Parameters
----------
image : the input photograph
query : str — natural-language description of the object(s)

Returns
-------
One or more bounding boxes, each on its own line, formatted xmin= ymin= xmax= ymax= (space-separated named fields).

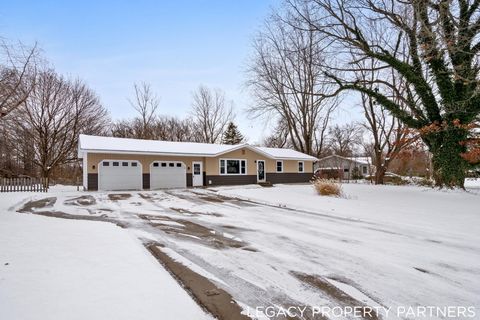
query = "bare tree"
xmin=191 ymin=85 xmax=233 ymax=143
xmin=247 ymin=12 xmax=339 ymax=157
xmin=127 ymin=82 xmax=160 ymax=139
xmin=287 ymin=0 xmax=480 ymax=187
xmin=0 ymin=40 xmax=38 ymax=119
xmin=13 ymin=69 xmax=109 ymax=180
xmin=262 ymin=118 xmax=292 ymax=148
xmin=358 ymin=59 xmax=418 ymax=184
xmin=111 ymin=115 xmax=202 ymax=143
xmin=153 ymin=116 xmax=203 ymax=142
xmin=327 ymin=123 xmax=363 ymax=157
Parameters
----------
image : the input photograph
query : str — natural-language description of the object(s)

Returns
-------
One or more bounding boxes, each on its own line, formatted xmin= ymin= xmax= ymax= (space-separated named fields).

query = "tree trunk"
xmin=428 ymin=127 xmax=468 ymax=188
xmin=374 ymin=165 xmax=387 ymax=185
xmin=41 ymin=168 xmax=51 ymax=187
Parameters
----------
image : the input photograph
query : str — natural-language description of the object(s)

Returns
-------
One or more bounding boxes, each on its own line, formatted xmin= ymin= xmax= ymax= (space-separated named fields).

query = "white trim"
xmin=219 ymin=158 xmax=247 ymax=175
xmin=257 ymin=160 xmax=266 ymax=182
xmin=275 ymin=160 xmax=283 ymax=173
xmin=192 ymin=161 xmax=203 ymax=186
xmin=82 ymin=149 xmax=225 ymax=158
xmin=298 ymin=161 xmax=305 ymax=173
xmin=82 ymin=154 xmax=88 ymax=190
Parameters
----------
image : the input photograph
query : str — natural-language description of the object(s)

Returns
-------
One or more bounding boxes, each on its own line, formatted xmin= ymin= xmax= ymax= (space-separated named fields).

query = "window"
xmin=103 ymin=161 xmax=110 ymax=166
xmin=153 ymin=162 xmax=159 ymax=167
xmin=276 ymin=161 xmax=283 ymax=172
xmin=220 ymin=160 xmax=226 ymax=174
xmin=169 ymin=163 xmax=174 ymax=167
xmin=219 ymin=159 xmax=246 ymax=175
xmin=161 ymin=163 xmax=167 ymax=167
xmin=131 ymin=162 xmax=138 ymax=167
xmin=362 ymin=166 xmax=367 ymax=174
xmin=176 ymin=163 xmax=182 ymax=167
xmin=298 ymin=161 xmax=304 ymax=173
xmin=193 ymin=163 xmax=201 ymax=175
xmin=113 ymin=162 xmax=119 ymax=167
xmin=122 ymin=162 xmax=128 ymax=167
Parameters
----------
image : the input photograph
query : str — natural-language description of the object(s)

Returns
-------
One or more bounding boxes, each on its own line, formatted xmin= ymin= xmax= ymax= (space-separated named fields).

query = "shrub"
xmin=384 ymin=175 xmax=409 ymax=185
xmin=416 ymin=177 xmax=434 ymax=187
xmin=313 ymin=179 xmax=342 ymax=197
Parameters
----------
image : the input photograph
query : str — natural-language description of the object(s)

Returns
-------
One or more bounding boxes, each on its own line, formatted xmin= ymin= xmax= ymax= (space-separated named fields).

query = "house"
xmin=77 ymin=134 xmax=317 ymax=191
xmin=315 ymin=155 xmax=374 ymax=180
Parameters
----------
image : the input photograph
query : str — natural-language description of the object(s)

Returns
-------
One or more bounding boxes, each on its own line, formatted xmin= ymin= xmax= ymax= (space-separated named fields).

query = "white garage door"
xmin=98 ymin=160 xmax=142 ymax=191
xmin=150 ymin=161 xmax=186 ymax=189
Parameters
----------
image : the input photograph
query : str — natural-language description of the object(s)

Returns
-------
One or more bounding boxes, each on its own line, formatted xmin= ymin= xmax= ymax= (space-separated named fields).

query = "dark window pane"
xmin=176 ymin=163 xmax=182 ymax=167
xmin=131 ymin=162 xmax=137 ymax=167
xmin=276 ymin=161 xmax=282 ymax=172
xmin=194 ymin=163 xmax=201 ymax=175
xmin=103 ymin=161 xmax=110 ymax=166
xmin=113 ymin=162 xmax=119 ymax=167
xmin=169 ymin=163 xmax=174 ymax=167
xmin=298 ymin=162 xmax=304 ymax=172
xmin=241 ymin=160 xmax=246 ymax=174
xmin=122 ymin=162 xmax=128 ymax=167
xmin=161 ymin=163 xmax=167 ymax=167
xmin=226 ymin=160 xmax=240 ymax=174
xmin=153 ymin=162 xmax=159 ymax=167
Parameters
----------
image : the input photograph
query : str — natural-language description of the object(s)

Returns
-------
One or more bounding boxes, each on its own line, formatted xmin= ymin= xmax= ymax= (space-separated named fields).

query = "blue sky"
xmin=1 ymin=0 xmax=359 ymax=142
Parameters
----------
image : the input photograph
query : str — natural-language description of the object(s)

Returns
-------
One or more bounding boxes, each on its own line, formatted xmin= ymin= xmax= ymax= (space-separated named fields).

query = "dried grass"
xmin=313 ymin=179 xmax=342 ymax=197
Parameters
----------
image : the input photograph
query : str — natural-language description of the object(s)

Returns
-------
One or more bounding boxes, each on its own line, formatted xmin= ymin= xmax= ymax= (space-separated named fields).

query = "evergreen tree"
xmin=221 ymin=122 xmax=244 ymax=145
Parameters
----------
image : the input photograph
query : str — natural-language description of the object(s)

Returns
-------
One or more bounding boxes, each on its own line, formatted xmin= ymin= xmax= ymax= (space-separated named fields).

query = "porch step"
xmin=258 ymin=181 xmax=273 ymax=187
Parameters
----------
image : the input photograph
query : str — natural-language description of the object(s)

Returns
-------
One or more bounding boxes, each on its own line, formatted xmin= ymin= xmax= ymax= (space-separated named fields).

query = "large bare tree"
xmin=0 ymin=40 xmax=38 ymax=119
xmin=191 ymin=85 xmax=233 ymax=143
xmin=13 ymin=69 xmax=109 ymax=180
xmin=127 ymin=82 xmax=160 ymax=139
xmin=288 ymin=0 xmax=480 ymax=187
xmin=247 ymin=12 xmax=339 ymax=157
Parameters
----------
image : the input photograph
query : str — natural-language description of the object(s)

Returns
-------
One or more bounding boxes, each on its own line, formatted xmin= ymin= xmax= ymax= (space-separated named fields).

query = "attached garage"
xmin=98 ymin=160 xmax=142 ymax=191
xmin=150 ymin=161 xmax=186 ymax=189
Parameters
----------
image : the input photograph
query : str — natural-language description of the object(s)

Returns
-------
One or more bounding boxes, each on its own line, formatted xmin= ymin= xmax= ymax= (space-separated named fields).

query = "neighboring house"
xmin=78 ymin=135 xmax=317 ymax=191
xmin=315 ymin=155 xmax=374 ymax=180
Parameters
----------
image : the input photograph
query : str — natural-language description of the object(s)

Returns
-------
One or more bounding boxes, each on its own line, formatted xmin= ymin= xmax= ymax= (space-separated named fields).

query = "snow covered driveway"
xmin=0 ymin=191 xmax=212 ymax=320
xmin=1 ymin=182 xmax=479 ymax=319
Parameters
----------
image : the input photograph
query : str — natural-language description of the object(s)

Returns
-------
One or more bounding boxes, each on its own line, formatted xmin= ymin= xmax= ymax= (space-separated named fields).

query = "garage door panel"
xmin=150 ymin=162 xmax=186 ymax=189
xmin=99 ymin=160 xmax=142 ymax=191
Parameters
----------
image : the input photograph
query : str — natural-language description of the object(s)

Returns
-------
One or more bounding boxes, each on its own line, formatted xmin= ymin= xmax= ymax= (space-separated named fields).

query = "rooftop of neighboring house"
xmin=316 ymin=154 xmax=373 ymax=165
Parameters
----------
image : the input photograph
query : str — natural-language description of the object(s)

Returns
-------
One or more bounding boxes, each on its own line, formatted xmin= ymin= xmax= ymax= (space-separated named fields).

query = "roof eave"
xmin=79 ymin=148 xmax=222 ymax=158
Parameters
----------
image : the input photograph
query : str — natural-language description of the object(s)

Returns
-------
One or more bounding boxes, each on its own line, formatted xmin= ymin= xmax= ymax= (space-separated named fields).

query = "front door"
xmin=192 ymin=161 xmax=203 ymax=186
xmin=257 ymin=160 xmax=266 ymax=183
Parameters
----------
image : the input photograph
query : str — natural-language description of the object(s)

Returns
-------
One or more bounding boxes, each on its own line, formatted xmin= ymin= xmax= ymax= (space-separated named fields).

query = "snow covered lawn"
xmin=0 ymin=191 xmax=211 ymax=320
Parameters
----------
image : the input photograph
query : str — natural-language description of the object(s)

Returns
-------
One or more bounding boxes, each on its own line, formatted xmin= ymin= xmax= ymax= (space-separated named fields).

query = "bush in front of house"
xmin=312 ymin=178 xmax=342 ymax=197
